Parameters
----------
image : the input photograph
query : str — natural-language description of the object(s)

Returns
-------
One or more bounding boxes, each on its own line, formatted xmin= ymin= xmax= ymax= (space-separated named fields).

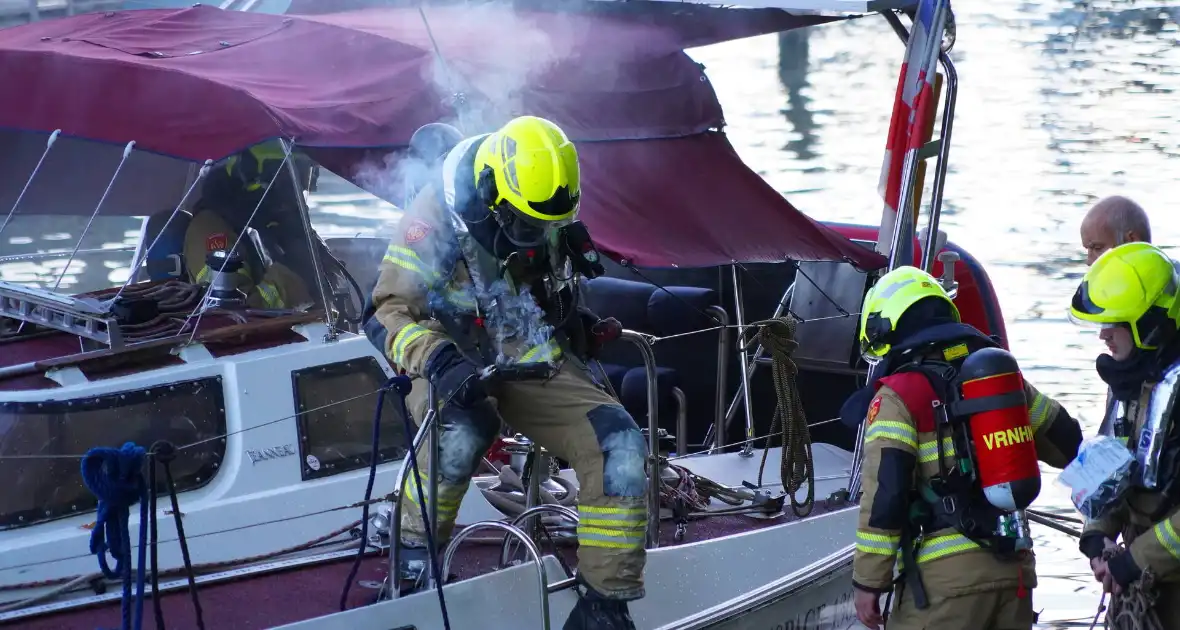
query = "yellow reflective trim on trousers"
xmin=916 ymin=533 xmax=980 ymax=563
xmin=576 ymin=505 xmax=646 ymax=549
xmin=855 ymin=531 xmax=901 ymax=556
xmin=577 ymin=510 xmax=646 ymax=528
xmin=1153 ymin=520 xmax=1180 ymax=561
xmin=579 ymin=505 xmax=646 ymax=517
xmin=520 ymin=339 xmax=563 ymax=363
xmin=865 ymin=421 xmax=917 ymax=449
xmin=918 ymin=437 xmax=956 ymax=464
xmin=1029 ymin=393 xmax=1050 ymax=433
xmin=401 ymin=472 xmax=463 ymax=518
xmin=577 ymin=525 xmax=645 ymax=549
xmin=392 ymin=323 xmax=433 ymax=366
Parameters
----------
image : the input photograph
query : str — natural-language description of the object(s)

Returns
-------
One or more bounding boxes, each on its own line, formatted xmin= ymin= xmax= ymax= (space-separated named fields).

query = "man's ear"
xmin=1125 ymin=230 xmax=1141 ymax=244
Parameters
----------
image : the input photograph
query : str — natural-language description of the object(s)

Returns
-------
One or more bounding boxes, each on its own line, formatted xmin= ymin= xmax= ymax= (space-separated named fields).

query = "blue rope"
xmin=396 ymin=378 xmax=453 ymax=630
xmin=81 ymin=442 xmax=149 ymax=630
xmin=339 ymin=374 xmax=408 ymax=611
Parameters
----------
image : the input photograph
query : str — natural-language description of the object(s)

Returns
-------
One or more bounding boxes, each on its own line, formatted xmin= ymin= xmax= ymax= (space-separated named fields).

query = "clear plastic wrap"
xmin=1057 ymin=435 xmax=1135 ymax=520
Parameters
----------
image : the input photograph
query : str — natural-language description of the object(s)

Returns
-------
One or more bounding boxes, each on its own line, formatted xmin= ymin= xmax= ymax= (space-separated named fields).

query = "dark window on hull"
xmin=293 ymin=357 xmax=409 ymax=481
xmin=0 ymin=377 xmax=226 ymax=529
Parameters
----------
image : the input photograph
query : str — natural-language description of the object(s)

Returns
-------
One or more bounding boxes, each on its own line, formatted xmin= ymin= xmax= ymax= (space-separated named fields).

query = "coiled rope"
xmin=743 ymin=317 xmax=815 ymax=517
xmin=80 ymin=442 xmax=149 ymax=630
xmin=658 ymin=464 xmax=710 ymax=513
xmin=1101 ymin=545 xmax=1164 ymax=630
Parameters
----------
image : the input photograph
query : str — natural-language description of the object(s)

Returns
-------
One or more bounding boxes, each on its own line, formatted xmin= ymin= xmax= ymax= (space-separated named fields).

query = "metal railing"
xmin=442 ymin=521 xmax=553 ymax=630
xmin=619 ymin=329 xmax=661 ymax=549
xmin=848 ymin=7 xmax=959 ymax=500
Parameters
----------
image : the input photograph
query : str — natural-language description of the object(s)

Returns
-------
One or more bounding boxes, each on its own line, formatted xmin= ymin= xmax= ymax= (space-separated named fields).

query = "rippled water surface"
xmin=6 ymin=0 xmax=1180 ymax=625
xmin=693 ymin=2 xmax=1180 ymax=624
xmin=687 ymin=1 xmax=1180 ymax=624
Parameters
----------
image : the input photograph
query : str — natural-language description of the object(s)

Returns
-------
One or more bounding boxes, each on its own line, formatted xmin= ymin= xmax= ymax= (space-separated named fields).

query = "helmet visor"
xmin=1069 ymin=280 xmax=1125 ymax=327
xmin=526 ymin=185 xmax=580 ymax=221
xmin=496 ymin=205 xmax=560 ymax=248
xmin=1067 ymin=310 xmax=1127 ymax=331
xmin=1070 ymin=280 xmax=1105 ymax=318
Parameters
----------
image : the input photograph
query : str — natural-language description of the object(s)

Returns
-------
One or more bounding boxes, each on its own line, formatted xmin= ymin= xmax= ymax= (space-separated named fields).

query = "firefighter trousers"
xmin=886 ymin=585 xmax=1034 ymax=630
xmin=396 ymin=359 xmax=648 ymax=600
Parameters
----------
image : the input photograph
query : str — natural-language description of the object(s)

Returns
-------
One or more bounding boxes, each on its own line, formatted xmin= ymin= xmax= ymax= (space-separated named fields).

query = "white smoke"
xmin=354 ymin=2 xmax=578 ymax=209
xmin=424 ymin=2 xmax=578 ymax=135
xmin=355 ymin=1 xmax=580 ymax=368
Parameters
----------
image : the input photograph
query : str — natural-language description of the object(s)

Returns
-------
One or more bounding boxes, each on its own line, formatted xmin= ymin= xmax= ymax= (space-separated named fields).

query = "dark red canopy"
xmin=0 ymin=4 xmax=884 ymax=269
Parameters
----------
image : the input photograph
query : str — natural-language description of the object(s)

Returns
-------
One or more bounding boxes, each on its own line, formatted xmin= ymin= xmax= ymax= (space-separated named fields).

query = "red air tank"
xmin=957 ymin=347 xmax=1042 ymax=512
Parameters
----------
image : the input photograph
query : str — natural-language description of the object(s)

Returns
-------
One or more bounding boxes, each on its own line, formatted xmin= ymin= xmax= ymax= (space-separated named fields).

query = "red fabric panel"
xmin=0 ymin=5 xmax=882 ymax=268
xmin=877 ymin=372 xmax=937 ymax=433
xmin=0 ymin=7 xmax=447 ymax=158
xmin=575 ymin=134 xmax=886 ymax=269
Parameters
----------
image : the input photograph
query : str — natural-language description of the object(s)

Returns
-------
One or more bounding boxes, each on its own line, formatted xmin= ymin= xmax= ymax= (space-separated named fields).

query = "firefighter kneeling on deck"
xmin=365 ymin=115 xmax=645 ymax=630
xmin=1072 ymin=243 xmax=1180 ymax=627
xmin=847 ymin=266 xmax=1083 ymax=629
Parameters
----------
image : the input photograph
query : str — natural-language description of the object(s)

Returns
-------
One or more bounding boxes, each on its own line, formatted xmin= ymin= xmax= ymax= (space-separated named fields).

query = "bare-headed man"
xmin=1080 ymin=195 xmax=1152 ymax=265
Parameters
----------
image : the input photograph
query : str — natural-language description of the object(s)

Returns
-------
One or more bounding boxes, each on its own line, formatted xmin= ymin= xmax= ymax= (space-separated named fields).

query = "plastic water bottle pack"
xmin=1057 ymin=435 xmax=1135 ymax=520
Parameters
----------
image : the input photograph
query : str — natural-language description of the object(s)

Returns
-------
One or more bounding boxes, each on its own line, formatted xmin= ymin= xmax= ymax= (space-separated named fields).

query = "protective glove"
xmin=592 ymin=317 xmax=623 ymax=349
xmin=578 ymin=308 xmax=622 ymax=359
xmin=1106 ymin=548 xmax=1143 ymax=591
xmin=424 ymin=343 xmax=486 ymax=408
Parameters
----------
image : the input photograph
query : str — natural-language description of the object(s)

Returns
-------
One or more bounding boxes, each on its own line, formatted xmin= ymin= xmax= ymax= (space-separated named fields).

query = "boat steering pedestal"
xmin=203 ymin=250 xmax=248 ymax=311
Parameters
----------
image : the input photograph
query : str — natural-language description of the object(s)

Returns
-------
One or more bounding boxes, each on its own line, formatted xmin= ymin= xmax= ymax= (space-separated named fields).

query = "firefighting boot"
xmin=395 ymin=544 xmax=456 ymax=596
xmin=561 ymin=587 xmax=637 ymax=630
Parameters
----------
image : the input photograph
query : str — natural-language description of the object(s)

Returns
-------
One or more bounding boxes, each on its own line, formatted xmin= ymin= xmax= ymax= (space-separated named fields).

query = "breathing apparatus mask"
xmin=475 ymin=165 xmax=605 ymax=281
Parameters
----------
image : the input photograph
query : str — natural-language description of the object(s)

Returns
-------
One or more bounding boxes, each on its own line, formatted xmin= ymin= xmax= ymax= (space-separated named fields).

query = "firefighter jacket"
xmin=853 ymin=379 xmax=1080 ymax=597
xmin=183 ymin=208 xmax=310 ymax=310
xmin=1081 ymin=384 xmax=1180 ymax=587
xmin=370 ymin=178 xmax=563 ymax=377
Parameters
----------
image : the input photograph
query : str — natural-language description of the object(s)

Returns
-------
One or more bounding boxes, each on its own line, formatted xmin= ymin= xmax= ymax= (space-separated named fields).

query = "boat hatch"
xmin=0 ymin=377 xmax=225 ymax=530
xmin=292 ymin=356 xmax=409 ymax=481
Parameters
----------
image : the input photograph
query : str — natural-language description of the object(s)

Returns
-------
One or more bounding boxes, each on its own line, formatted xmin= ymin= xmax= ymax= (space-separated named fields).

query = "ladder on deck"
xmin=712 ymin=2 xmax=960 ymax=478
xmin=0 ymin=281 xmax=124 ymax=347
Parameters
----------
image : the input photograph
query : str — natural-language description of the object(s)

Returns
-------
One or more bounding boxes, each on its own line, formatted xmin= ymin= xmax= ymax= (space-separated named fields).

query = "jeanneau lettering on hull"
xmin=246 ymin=444 xmax=297 ymax=465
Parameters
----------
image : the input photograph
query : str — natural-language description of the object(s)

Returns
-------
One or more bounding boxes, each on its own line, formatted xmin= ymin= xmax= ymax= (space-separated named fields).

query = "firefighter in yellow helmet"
xmin=844 ymin=266 xmax=1082 ymax=629
xmin=1070 ymin=243 xmax=1180 ymax=628
xmin=183 ymin=143 xmax=313 ymax=310
xmin=365 ymin=116 xmax=642 ymax=630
